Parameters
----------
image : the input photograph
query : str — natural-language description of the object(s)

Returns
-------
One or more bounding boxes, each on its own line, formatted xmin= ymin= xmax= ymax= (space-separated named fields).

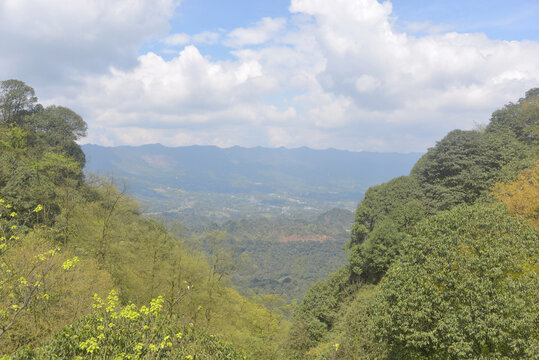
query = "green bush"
xmin=374 ymin=204 xmax=538 ymax=359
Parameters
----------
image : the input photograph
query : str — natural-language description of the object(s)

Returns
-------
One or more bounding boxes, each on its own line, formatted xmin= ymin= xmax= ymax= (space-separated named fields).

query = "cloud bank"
xmin=1 ymin=0 xmax=538 ymax=152
xmin=0 ymin=0 xmax=177 ymax=85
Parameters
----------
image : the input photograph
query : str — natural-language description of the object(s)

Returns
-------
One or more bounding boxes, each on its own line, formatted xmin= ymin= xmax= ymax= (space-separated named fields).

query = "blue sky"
xmin=1 ymin=0 xmax=538 ymax=152
xmin=168 ymin=0 xmax=539 ymax=41
xmin=145 ymin=0 xmax=539 ymax=60
xmin=391 ymin=0 xmax=539 ymax=40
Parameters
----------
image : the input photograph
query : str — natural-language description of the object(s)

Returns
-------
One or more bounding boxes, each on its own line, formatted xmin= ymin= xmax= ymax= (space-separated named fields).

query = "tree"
xmin=198 ymin=231 xmax=243 ymax=322
xmin=0 ymin=79 xmax=291 ymax=358
xmin=10 ymin=292 xmax=245 ymax=360
xmin=412 ymin=130 xmax=493 ymax=210
xmin=373 ymin=204 xmax=538 ymax=359
xmin=0 ymin=200 xmax=112 ymax=354
xmin=0 ymin=80 xmax=38 ymax=125
xmin=487 ymin=87 xmax=539 ymax=144
xmin=493 ymin=163 xmax=539 ymax=227
xmin=29 ymin=106 xmax=88 ymax=168
xmin=349 ymin=176 xmax=425 ymax=282
xmin=32 ymin=106 xmax=87 ymax=140
xmin=287 ymin=267 xmax=351 ymax=356
xmin=351 ymin=176 xmax=424 ymax=243
xmin=411 ymin=88 xmax=538 ymax=212
xmin=349 ymin=200 xmax=424 ymax=283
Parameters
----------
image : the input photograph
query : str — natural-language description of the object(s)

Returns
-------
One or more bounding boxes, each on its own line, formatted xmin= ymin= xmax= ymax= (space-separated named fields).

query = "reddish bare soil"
xmin=280 ymin=234 xmax=330 ymax=243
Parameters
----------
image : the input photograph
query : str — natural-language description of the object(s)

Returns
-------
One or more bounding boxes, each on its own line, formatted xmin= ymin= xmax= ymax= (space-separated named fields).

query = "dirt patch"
xmin=280 ymin=234 xmax=330 ymax=242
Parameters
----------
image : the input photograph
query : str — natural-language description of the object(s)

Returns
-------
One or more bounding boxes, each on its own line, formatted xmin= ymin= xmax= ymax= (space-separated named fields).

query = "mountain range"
xmin=82 ymin=144 xmax=422 ymax=221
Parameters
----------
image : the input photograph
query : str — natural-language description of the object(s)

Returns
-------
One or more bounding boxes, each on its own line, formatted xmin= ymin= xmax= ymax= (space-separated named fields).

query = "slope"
xmin=289 ymin=88 xmax=539 ymax=359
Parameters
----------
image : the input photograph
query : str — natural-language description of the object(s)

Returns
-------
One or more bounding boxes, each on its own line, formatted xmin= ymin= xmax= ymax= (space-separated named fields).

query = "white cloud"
xmin=163 ymin=33 xmax=191 ymax=46
xmin=0 ymin=0 xmax=178 ymax=86
xmin=2 ymin=0 xmax=538 ymax=152
xmin=75 ymin=0 xmax=539 ymax=152
xmin=163 ymin=31 xmax=221 ymax=47
xmin=192 ymin=31 xmax=221 ymax=44
xmin=72 ymin=45 xmax=295 ymax=146
xmin=404 ymin=21 xmax=453 ymax=35
xmin=283 ymin=0 xmax=539 ymax=149
xmin=355 ymin=75 xmax=382 ymax=93
xmin=224 ymin=17 xmax=287 ymax=47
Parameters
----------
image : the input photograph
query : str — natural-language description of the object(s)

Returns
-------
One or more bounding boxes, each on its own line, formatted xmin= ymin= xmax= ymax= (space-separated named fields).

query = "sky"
xmin=1 ymin=0 xmax=538 ymax=152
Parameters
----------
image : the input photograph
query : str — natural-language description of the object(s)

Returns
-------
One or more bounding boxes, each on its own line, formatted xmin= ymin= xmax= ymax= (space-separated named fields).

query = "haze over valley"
xmin=82 ymin=144 xmax=421 ymax=221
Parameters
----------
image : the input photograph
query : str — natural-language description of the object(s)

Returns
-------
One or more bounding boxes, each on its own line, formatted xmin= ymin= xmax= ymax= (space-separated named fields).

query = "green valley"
xmin=1 ymin=79 xmax=537 ymax=360
xmin=81 ymin=144 xmax=421 ymax=221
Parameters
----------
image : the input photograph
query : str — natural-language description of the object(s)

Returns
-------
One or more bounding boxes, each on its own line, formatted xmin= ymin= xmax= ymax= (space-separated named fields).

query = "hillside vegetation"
xmin=178 ymin=208 xmax=354 ymax=303
xmin=288 ymin=88 xmax=538 ymax=359
xmin=1 ymin=79 xmax=537 ymax=360
xmin=0 ymin=79 xmax=288 ymax=359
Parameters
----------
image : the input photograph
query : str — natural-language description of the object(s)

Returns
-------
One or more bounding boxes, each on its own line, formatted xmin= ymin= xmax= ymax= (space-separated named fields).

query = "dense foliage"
xmin=2 ymin=78 xmax=537 ymax=359
xmin=374 ymin=204 xmax=538 ymax=359
xmin=177 ymin=209 xmax=353 ymax=303
xmin=289 ymin=88 xmax=539 ymax=359
xmin=0 ymin=80 xmax=288 ymax=359
xmin=493 ymin=162 xmax=539 ymax=227
xmin=11 ymin=292 xmax=245 ymax=359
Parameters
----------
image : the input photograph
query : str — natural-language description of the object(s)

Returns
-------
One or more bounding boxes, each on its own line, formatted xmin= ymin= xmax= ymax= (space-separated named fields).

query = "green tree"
xmin=28 ymin=106 xmax=87 ymax=167
xmin=410 ymin=129 xmax=522 ymax=210
xmin=349 ymin=176 xmax=425 ymax=282
xmin=349 ymin=200 xmax=425 ymax=283
xmin=0 ymin=80 xmax=292 ymax=358
xmin=0 ymin=200 xmax=112 ymax=354
xmin=0 ymin=80 xmax=38 ymax=125
xmin=373 ymin=204 xmax=538 ymax=359
xmin=487 ymin=88 xmax=539 ymax=144
xmin=351 ymin=176 xmax=424 ymax=242
xmin=291 ymin=87 xmax=539 ymax=359
xmin=287 ymin=267 xmax=351 ymax=357
xmin=411 ymin=88 xmax=538 ymax=211
xmin=11 ymin=292 xmax=246 ymax=360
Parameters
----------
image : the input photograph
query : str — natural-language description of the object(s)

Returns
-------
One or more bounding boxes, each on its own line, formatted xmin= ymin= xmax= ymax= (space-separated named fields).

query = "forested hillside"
xmin=180 ymin=208 xmax=354 ymax=302
xmin=288 ymin=88 xmax=539 ymax=359
xmin=1 ymin=79 xmax=537 ymax=360
xmin=0 ymin=80 xmax=289 ymax=359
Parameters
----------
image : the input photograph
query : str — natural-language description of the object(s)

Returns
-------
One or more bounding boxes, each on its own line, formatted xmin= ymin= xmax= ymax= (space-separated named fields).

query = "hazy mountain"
xmin=82 ymin=144 xmax=422 ymax=220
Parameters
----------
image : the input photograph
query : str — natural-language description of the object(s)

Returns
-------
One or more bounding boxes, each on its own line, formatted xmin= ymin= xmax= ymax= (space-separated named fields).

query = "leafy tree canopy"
xmin=0 ymin=80 xmax=38 ymax=125
xmin=373 ymin=203 xmax=538 ymax=359
xmin=493 ymin=162 xmax=539 ymax=227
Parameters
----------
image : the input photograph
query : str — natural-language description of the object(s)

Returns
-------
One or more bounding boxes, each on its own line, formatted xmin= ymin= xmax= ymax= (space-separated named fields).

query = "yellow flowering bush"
xmin=10 ymin=291 xmax=245 ymax=360
xmin=0 ymin=200 xmax=58 ymax=340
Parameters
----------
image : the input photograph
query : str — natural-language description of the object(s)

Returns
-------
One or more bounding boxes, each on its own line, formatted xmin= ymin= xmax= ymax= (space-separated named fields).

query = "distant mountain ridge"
xmin=82 ymin=144 xmax=422 ymax=220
